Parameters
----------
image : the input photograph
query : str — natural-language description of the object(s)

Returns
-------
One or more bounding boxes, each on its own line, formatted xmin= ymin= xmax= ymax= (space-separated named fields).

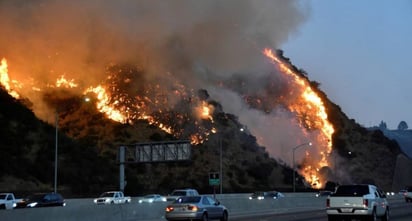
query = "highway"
xmin=0 ymin=193 xmax=410 ymax=221
xmin=235 ymin=198 xmax=412 ymax=221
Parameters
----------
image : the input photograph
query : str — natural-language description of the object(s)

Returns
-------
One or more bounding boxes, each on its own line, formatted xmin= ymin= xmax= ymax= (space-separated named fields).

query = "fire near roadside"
xmin=263 ymin=48 xmax=334 ymax=188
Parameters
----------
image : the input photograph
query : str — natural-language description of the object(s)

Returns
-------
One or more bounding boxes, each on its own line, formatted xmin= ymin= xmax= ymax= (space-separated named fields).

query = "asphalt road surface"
xmin=234 ymin=200 xmax=412 ymax=221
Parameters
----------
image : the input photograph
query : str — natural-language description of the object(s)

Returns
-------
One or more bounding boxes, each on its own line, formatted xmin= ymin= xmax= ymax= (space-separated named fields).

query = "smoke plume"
xmin=0 ymin=0 xmax=311 ymax=165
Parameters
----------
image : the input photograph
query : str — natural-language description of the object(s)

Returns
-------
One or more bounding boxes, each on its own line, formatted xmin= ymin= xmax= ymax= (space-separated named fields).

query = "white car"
xmin=166 ymin=189 xmax=199 ymax=202
xmin=0 ymin=193 xmax=19 ymax=210
xmin=326 ymin=184 xmax=389 ymax=221
xmin=138 ymin=194 xmax=167 ymax=203
xmin=93 ymin=191 xmax=131 ymax=205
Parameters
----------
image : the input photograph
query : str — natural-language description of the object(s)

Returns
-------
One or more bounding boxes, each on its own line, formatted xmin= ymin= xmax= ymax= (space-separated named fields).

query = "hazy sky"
xmin=282 ymin=0 xmax=412 ymax=129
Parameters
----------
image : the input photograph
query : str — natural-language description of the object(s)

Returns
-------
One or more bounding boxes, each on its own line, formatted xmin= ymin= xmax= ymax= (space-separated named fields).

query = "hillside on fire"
xmin=0 ymin=85 xmax=293 ymax=196
xmin=0 ymin=50 xmax=403 ymax=196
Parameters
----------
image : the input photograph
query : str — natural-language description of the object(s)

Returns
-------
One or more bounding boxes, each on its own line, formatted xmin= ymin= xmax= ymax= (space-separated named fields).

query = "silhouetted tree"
xmin=397 ymin=121 xmax=408 ymax=130
xmin=379 ymin=121 xmax=387 ymax=130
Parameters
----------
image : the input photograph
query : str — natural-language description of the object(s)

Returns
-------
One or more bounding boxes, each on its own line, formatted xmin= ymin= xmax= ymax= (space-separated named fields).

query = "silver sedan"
xmin=165 ymin=195 xmax=228 ymax=221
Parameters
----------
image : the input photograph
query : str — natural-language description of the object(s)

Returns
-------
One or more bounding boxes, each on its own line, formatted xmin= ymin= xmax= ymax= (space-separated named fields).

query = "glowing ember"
xmin=56 ymin=75 xmax=78 ymax=88
xmin=263 ymin=48 xmax=335 ymax=188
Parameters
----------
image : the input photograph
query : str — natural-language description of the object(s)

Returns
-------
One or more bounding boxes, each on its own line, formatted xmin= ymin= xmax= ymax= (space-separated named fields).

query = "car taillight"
xmin=326 ymin=199 xmax=330 ymax=208
xmin=187 ymin=205 xmax=198 ymax=211
xmin=165 ymin=206 xmax=174 ymax=212
xmin=363 ymin=199 xmax=368 ymax=207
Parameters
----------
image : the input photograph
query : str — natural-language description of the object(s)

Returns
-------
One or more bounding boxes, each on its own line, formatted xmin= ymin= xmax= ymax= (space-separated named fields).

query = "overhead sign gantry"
xmin=118 ymin=140 xmax=191 ymax=192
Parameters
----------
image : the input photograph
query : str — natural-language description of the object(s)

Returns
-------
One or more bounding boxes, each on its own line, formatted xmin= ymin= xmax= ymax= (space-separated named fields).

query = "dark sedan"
xmin=16 ymin=192 xmax=66 ymax=208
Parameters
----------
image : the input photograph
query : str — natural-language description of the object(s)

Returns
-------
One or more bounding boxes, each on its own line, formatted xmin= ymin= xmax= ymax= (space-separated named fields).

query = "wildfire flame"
xmin=263 ymin=48 xmax=334 ymax=188
xmin=84 ymin=85 xmax=128 ymax=123
xmin=1 ymin=49 xmax=334 ymax=188
xmin=196 ymin=101 xmax=214 ymax=122
xmin=0 ymin=58 xmax=20 ymax=99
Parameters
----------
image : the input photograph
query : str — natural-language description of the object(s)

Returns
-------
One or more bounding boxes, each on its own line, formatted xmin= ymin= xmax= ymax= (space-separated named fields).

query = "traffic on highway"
xmin=1 ymin=189 xmax=412 ymax=221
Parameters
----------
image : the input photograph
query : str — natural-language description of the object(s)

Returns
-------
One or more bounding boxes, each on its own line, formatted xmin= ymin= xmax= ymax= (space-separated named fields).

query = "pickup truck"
xmin=0 ymin=193 xmax=20 ymax=210
xmin=93 ymin=191 xmax=131 ymax=205
xmin=326 ymin=184 xmax=389 ymax=221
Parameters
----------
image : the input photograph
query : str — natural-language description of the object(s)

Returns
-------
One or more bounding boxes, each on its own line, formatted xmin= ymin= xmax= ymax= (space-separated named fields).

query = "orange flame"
xmin=84 ymin=85 xmax=128 ymax=123
xmin=56 ymin=75 xmax=78 ymax=88
xmin=0 ymin=58 xmax=20 ymax=98
xmin=196 ymin=101 xmax=214 ymax=122
xmin=263 ymin=48 xmax=334 ymax=188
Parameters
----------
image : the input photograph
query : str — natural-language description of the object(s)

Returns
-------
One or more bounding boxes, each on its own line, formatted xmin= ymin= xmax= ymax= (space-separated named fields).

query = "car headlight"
xmin=138 ymin=199 xmax=143 ymax=203
xmin=94 ymin=199 xmax=98 ymax=203
xmin=28 ymin=202 xmax=38 ymax=207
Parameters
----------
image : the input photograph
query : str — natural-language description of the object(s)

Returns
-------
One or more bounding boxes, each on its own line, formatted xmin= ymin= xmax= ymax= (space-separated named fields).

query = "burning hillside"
xmin=0 ymin=1 xmax=339 ymax=188
xmin=0 ymin=50 xmax=335 ymax=188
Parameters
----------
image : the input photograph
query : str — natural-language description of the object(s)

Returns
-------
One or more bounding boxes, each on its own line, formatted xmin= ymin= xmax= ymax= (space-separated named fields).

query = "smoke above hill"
xmin=0 ymin=1 xmax=316 ymax=166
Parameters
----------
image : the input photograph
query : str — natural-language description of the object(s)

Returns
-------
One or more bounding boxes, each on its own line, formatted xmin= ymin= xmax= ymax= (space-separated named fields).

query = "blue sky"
xmin=282 ymin=0 xmax=412 ymax=129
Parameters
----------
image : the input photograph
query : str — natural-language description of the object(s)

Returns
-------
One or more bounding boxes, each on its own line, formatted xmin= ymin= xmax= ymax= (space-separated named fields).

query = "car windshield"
xmin=334 ymin=185 xmax=369 ymax=196
xmin=100 ymin=192 xmax=115 ymax=197
xmin=171 ymin=191 xmax=187 ymax=196
xmin=175 ymin=196 xmax=201 ymax=203
xmin=252 ymin=192 xmax=264 ymax=196
xmin=27 ymin=194 xmax=45 ymax=201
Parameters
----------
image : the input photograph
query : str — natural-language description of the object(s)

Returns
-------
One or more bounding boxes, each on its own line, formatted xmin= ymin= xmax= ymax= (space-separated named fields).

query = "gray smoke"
xmin=0 ymin=0 xmax=312 ymax=165
xmin=0 ymin=0 xmax=307 ymax=83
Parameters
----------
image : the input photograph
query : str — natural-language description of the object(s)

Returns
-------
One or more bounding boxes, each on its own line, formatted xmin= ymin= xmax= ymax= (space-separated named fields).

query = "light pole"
xmin=54 ymin=110 xmax=58 ymax=193
xmin=53 ymin=96 xmax=93 ymax=193
xmin=292 ymin=142 xmax=312 ymax=192
xmin=219 ymin=136 xmax=222 ymax=195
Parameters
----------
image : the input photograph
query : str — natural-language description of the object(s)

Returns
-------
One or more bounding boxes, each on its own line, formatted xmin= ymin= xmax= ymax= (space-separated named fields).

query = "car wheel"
xmin=368 ymin=209 xmax=377 ymax=221
xmin=327 ymin=215 xmax=336 ymax=221
xmin=220 ymin=211 xmax=228 ymax=221
xmin=201 ymin=212 xmax=208 ymax=221
xmin=381 ymin=208 xmax=389 ymax=221
xmin=111 ymin=201 xmax=114 ymax=204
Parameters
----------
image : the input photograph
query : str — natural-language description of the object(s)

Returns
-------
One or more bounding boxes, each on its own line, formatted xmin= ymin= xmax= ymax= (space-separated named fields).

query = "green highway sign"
xmin=209 ymin=172 xmax=220 ymax=186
